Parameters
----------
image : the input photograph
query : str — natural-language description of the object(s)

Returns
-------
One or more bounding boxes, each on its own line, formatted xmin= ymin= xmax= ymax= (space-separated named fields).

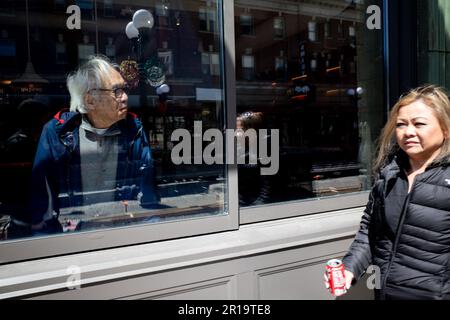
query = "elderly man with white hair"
xmin=29 ymin=55 xmax=159 ymax=233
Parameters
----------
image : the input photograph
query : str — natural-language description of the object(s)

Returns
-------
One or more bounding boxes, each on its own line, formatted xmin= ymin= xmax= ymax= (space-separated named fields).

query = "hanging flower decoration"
xmin=119 ymin=59 xmax=139 ymax=88
xmin=144 ymin=57 xmax=166 ymax=88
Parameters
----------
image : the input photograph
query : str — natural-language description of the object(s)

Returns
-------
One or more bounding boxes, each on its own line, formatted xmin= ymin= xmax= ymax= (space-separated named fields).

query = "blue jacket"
xmin=30 ymin=110 xmax=159 ymax=226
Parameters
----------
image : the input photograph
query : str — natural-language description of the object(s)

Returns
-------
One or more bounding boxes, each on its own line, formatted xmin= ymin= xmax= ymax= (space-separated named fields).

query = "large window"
xmin=0 ymin=0 xmax=235 ymax=263
xmin=234 ymin=0 xmax=385 ymax=211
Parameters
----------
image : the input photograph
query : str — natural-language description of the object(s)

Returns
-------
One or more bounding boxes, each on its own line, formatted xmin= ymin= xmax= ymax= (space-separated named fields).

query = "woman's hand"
xmin=323 ymin=269 xmax=354 ymax=295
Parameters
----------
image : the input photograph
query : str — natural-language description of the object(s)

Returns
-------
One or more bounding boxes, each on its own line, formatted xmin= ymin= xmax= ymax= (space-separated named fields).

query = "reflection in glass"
xmin=55 ymin=34 xmax=67 ymax=65
xmin=235 ymin=0 xmax=384 ymax=206
xmin=104 ymin=0 xmax=114 ymax=17
xmin=242 ymin=48 xmax=255 ymax=81
xmin=275 ymin=50 xmax=287 ymax=80
xmin=240 ymin=10 xmax=253 ymax=35
xmin=76 ymin=0 xmax=95 ymax=21
xmin=308 ymin=20 xmax=317 ymax=42
xmin=156 ymin=0 xmax=170 ymax=26
xmin=105 ymin=37 xmax=116 ymax=61
xmin=0 ymin=0 xmax=226 ymax=241
xmin=199 ymin=1 xmax=216 ymax=33
xmin=273 ymin=13 xmax=285 ymax=39
xmin=158 ymin=41 xmax=173 ymax=76
xmin=78 ymin=35 xmax=95 ymax=64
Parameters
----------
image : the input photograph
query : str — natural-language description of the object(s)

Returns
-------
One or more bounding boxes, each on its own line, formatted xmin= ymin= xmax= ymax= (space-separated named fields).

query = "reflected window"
xmin=55 ymin=34 xmax=67 ymax=65
xmin=235 ymin=0 xmax=384 ymax=206
xmin=78 ymin=35 xmax=95 ymax=64
xmin=239 ymin=10 xmax=254 ymax=35
xmin=199 ymin=2 xmax=217 ymax=33
xmin=76 ymin=0 xmax=94 ymax=21
xmin=273 ymin=13 xmax=286 ymax=40
xmin=104 ymin=0 xmax=114 ymax=17
xmin=156 ymin=0 xmax=170 ymax=27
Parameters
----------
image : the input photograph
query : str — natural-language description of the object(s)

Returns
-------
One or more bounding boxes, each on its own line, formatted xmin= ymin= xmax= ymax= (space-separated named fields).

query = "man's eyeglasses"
xmin=89 ymin=85 xmax=130 ymax=99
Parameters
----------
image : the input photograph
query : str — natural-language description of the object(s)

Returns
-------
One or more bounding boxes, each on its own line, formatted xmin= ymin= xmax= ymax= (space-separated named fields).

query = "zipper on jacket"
xmin=380 ymin=193 xmax=410 ymax=297
xmin=66 ymin=152 xmax=74 ymax=209
xmin=380 ymin=171 xmax=415 ymax=297
xmin=60 ymin=133 xmax=75 ymax=209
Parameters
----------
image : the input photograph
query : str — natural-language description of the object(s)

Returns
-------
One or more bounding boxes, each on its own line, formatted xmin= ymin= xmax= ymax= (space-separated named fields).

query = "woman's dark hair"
xmin=236 ymin=111 xmax=264 ymax=130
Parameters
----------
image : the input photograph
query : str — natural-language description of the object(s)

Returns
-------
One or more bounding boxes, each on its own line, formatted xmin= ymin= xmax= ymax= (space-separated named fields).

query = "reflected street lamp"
xmin=125 ymin=9 xmax=154 ymax=111
xmin=13 ymin=0 xmax=48 ymax=90
xmin=347 ymin=86 xmax=364 ymax=107
xmin=132 ymin=9 xmax=154 ymax=64
xmin=125 ymin=21 xmax=138 ymax=40
xmin=125 ymin=9 xmax=170 ymax=112
xmin=133 ymin=9 xmax=155 ymax=29
xmin=124 ymin=8 xmax=175 ymax=158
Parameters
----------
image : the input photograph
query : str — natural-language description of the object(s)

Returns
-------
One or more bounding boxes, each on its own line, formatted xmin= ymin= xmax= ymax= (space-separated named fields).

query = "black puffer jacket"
xmin=343 ymin=154 xmax=450 ymax=300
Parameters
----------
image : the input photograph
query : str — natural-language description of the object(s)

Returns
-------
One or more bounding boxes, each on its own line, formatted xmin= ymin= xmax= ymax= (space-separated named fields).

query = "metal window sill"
xmin=0 ymin=207 xmax=364 ymax=299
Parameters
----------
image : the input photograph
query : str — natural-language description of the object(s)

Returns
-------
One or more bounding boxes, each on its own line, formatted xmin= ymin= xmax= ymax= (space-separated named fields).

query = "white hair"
xmin=67 ymin=55 xmax=119 ymax=114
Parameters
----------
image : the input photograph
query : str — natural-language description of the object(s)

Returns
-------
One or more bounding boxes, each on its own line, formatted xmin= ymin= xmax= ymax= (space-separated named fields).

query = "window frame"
xmin=240 ymin=192 xmax=370 ymax=225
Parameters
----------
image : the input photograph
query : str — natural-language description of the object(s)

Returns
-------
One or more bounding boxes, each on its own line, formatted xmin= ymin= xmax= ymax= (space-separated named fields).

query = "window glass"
xmin=0 ymin=0 xmax=226 ymax=241
xmin=234 ymin=0 xmax=384 ymax=207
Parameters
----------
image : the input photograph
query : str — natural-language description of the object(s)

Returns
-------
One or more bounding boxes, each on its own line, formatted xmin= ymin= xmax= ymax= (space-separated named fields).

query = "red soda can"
xmin=326 ymin=259 xmax=347 ymax=296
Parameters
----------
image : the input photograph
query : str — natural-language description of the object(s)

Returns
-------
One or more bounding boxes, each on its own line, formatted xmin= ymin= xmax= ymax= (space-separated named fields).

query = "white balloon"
xmin=356 ymin=87 xmax=364 ymax=96
xmin=133 ymin=9 xmax=154 ymax=29
xmin=125 ymin=21 xmax=139 ymax=39
xmin=157 ymin=84 xmax=170 ymax=95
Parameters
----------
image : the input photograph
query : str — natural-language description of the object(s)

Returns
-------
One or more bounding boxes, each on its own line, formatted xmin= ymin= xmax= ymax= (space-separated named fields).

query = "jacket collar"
xmin=379 ymin=150 xmax=450 ymax=187
xmin=53 ymin=109 xmax=82 ymax=136
xmin=53 ymin=110 xmax=140 ymax=134
xmin=53 ymin=110 xmax=142 ymax=149
xmin=379 ymin=152 xmax=406 ymax=183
